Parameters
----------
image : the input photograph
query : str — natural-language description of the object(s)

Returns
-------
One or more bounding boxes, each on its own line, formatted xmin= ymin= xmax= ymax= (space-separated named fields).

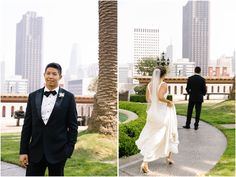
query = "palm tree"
xmin=88 ymin=0 xmax=117 ymax=135
xmin=229 ymin=76 xmax=235 ymax=100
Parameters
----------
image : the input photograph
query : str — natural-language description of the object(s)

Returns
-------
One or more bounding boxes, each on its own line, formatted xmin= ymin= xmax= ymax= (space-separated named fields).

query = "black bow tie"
xmin=44 ymin=90 xmax=57 ymax=97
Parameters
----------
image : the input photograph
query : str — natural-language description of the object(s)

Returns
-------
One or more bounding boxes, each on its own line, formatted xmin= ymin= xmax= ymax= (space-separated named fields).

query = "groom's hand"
xmin=19 ymin=154 xmax=28 ymax=168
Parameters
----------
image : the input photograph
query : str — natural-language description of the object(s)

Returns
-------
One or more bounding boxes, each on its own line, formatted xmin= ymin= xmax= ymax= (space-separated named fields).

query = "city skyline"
xmin=1 ymin=0 xmax=99 ymax=78
xmin=1 ymin=0 xmax=236 ymax=78
xmin=118 ymin=0 xmax=236 ymax=65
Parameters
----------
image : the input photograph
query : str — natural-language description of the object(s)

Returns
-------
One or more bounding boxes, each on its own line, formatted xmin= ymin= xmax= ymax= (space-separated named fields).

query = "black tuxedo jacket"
xmin=186 ymin=74 xmax=207 ymax=102
xmin=20 ymin=87 xmax=78 ymax=164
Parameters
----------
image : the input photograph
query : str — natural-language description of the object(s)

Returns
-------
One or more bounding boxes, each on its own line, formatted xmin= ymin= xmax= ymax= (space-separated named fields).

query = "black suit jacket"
xmin=186 ymin=74 xmax=207 ymax=102
xmin=20 ymin=87 xmax=78 ymax=164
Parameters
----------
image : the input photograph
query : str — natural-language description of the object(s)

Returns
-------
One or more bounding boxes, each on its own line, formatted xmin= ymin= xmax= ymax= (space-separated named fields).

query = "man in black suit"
xmin=183 ymin=66 xmax=207 ymax=130
xmin=19 ymin=63 xmax=78 ymax=176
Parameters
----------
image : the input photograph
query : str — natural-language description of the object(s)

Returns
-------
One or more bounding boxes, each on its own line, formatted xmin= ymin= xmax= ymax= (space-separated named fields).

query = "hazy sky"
xmin=118 ymin=0 xmax=236 ymax=64
xmin=1 ymin=0 xmax=99 ymax=77
xmin=1 ymin=0 xmax=236 ymax=78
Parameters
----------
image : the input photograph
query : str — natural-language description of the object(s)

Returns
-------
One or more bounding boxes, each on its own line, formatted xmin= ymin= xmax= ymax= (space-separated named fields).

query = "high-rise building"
xmin=169 ymin=58 xmax=195 ymax=77
xmin=208 ymin=55 xmax=233 ymax=77
xmin=86 ymin=63 xmax=99 ymax=78
xmin=165 ymin=44 xmax=173 ymax=63
xmin=68 ymin=80 xmax=83 ymax=95
xmin=1 ymin=61 xmax=6 ymax=93
xmin=232 ymin=50 xmax=235 ymax=75
xmin=182 ymin=1 xmax=209 ymax=76
xmin=5 ymin=75 xmax=28 ymax=94
xmin=119 ymin=63 xmax=133 ymax=84
xmin=134 ymin=28 xmax=159 ymax=75
xmin=15 ymin=11 xmax=43 ymax=93
xmin=64 ymin=43 xmax=84 ymax=89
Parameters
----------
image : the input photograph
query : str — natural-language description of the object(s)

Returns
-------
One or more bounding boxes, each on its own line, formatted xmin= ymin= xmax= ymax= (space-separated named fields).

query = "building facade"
xmin=182 ymin=1 xmax=209 ymax=76
xmin=1 ymin=61 xmax=5 ymax=93
xmin=5 ymin=75 xmax=28 ymax=94
xmin=169 ymin=58 xmax=195 ymax=77
xmin=134 ymin=28 xmax=159 ymax=75
xmin=15 ymin=11 xmax=43 ymax=93
xmin=68 ymin=80 xmax=83 ymax=95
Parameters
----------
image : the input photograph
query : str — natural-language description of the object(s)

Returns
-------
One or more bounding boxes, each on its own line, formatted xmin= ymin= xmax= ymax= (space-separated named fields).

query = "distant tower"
xmin=182 ymin=1 xmax=209 ymax=76
xmin=15 ymin=11 xmax=43 ymax=93
xmin=1 ymin=61 xmax=5 ymax=93
xmin=165 ymin=44 xmax=173 ymax=63
xmin=232 ymin=50 xmax=235 ymax=75
xmin=65 ymin=43 xmax=84 ymax=89
xmin=133 ymin=28 xmax=159 ymax=75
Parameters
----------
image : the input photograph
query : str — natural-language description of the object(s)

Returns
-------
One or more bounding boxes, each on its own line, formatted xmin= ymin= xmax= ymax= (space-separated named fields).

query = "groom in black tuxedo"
xmin=19 ymin=63 xmax=78 ymax=176
xmin=183 ymin=66 xmax=207 ymax=130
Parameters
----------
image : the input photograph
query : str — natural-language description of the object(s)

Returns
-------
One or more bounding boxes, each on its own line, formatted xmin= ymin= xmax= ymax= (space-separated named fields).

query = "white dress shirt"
xmin=41 ymin=87 xmax=59 ymax=125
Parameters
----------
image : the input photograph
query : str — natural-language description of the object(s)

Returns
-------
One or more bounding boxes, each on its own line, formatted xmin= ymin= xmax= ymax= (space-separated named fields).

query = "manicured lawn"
xmin=1 ymin=131 xmax=117 ymax=176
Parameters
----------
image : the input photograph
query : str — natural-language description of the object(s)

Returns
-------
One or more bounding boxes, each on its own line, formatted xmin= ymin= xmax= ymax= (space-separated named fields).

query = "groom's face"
xmin=44 ymin=67 xmax=62 ymax=89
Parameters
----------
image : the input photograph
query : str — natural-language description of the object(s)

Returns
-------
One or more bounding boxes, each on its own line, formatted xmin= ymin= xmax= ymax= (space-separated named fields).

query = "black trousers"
xmin=186 ymin=101 xmax=202 ymax=128
xmin=26 ymin=155 xmax=66 ymax=176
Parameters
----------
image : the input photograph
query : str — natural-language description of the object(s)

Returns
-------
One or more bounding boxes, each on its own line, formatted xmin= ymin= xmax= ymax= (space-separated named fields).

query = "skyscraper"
xmin=64 ymin=43 xmax=84 ymax=89
xmin=134 ymin=28 xmax=159 ymax=75
xmin=165 ymin=44 xmax=173 ymax=63
xmin=182 ymin=1 xmax=209 ymax=76
xmin=15 ymin=11 xmax=43 ymax=93
xmin=1 ymin=61 xmax=5 ymax=93
xmin=232 ymin=50 xmax=235 ymax=75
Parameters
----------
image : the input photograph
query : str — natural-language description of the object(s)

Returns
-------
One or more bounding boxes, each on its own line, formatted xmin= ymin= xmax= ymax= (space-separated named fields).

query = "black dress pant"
xmin=186 ymin=101 xmax=202 ymax=128
xmin=26 ymin=155 xmax=66 ymax=176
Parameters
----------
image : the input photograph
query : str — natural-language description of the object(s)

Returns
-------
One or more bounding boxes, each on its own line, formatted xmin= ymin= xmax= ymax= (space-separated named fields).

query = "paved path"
xmin=1 ymin=161 xmax=25 ymax=176
xmin=119 ymin=109 xmax=138 ymax=123
xmin=119 ymin=115 xmax=227 ymax=176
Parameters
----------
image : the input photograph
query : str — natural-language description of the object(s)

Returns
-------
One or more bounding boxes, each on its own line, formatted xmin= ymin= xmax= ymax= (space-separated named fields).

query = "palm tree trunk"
xmin=88 ymin=0 xmax=117 ymax=135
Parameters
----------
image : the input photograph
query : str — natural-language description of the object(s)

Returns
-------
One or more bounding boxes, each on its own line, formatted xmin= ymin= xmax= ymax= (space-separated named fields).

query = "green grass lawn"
xmin=119 ymin=112 xmax=128 ymax=122
xmin=175 ymin=100 xmax=235 ymax=176
xmin=1 ymin=131 xmax=117 ymax=176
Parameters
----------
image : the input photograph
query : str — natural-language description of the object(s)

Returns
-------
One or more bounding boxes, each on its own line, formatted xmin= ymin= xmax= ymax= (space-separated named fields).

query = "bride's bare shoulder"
xmin=159 ymin=82 xmax=167 ymax=88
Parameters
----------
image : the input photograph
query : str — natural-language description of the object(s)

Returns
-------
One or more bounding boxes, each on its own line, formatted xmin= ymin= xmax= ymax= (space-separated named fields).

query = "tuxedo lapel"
xmin=47 ymin=87 xmax=64 ymax=124
xmin=35 ymin=88 xmax=44 ymax=120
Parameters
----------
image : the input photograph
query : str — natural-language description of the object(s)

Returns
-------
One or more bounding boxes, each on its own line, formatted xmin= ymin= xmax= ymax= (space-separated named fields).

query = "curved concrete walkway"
xmin=119 ymin=115 xmax=227 ymax=176
xmin=1 ymin=161 xmax=25 ymax=176
xmin=119 ymin=109 xmax=138 ymax=123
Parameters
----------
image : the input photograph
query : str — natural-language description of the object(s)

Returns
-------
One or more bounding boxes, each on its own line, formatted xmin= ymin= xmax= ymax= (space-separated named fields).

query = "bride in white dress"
xmin=135 ymin=66 xmax=179 ymax=174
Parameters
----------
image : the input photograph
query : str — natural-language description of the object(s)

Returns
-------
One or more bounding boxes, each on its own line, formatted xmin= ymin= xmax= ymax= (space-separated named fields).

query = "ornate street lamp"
xmin=157 ymin=52 xmax=170 ymax=66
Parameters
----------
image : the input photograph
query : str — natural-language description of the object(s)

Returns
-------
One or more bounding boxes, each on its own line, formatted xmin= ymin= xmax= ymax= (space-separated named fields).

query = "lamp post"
xmin=157 ymin=52 xmax=170 ymax=66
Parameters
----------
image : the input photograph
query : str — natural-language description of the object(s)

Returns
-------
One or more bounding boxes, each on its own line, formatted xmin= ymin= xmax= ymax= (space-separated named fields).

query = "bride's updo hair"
xmin=156 ymin=66 xmax=167 ymax=78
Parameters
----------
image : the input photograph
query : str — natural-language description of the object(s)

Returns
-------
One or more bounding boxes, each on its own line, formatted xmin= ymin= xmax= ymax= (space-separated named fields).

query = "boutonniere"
xmin=59 ymin=92 xmax=65 ymax=98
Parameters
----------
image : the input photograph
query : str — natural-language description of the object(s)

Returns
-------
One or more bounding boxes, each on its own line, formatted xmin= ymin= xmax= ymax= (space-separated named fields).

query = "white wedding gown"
xmin=135 ymin=82 xmax=179 ymax=162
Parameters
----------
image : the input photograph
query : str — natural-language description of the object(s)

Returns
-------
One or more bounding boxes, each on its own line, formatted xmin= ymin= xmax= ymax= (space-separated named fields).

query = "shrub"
xmin=134 ymin=85 xmax=146 ymax=95
xmin=130 ymin=94 xmax=146 ymax=103
xmin=119 ymin=102 xmax=147 ymax=157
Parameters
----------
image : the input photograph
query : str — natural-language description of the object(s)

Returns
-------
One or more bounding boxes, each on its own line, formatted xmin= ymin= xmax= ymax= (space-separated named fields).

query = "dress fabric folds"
xmin=135 ymin=82 xmax=179 ymax=162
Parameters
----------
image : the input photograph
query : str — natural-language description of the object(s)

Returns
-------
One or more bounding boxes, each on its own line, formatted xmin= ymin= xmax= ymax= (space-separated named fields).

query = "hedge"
xmin=130 ymin=94 xmax=146 ymax=103
xmin=119 ymin=101 xmax=147 ymax=157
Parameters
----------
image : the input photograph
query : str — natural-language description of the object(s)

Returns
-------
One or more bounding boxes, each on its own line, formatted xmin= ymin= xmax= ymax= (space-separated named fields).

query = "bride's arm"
xmin=146 ymin=83 xmax=151 ymax=103
xmin=158 ymin=83 xmax=173 ymax=107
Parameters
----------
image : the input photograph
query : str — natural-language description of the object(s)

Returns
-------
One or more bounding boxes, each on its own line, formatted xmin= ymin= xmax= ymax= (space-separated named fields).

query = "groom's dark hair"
xmin=45 ymin=62 xmax=62 ymax=75
xmin=195 ymin=66 xmax=201 ymax=74
xmin=156 ymin=66 xmax=167 ymax=78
